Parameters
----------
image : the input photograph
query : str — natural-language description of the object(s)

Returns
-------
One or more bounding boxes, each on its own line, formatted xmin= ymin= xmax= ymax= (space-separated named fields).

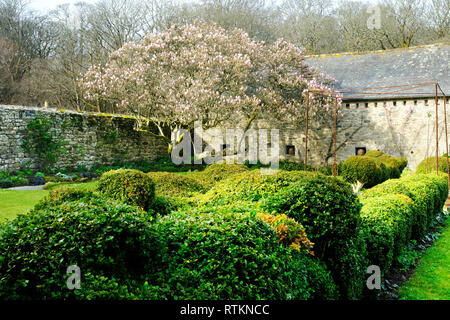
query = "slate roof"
xmin=306 ymin=43 xmax=450 ymax=101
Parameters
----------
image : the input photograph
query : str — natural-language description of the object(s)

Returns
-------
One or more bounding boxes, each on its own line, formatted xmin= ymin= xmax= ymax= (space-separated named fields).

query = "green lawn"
xmin=0 ymin=189 xmax=49 ymax=222
xmin=0 ymin=181 xmax=98 ymax=223
xmin=399 ymin=216 xmax=450 ymax=300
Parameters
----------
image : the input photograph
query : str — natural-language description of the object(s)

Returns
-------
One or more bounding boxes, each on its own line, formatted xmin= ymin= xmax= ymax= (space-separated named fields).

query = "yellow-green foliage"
xmin=359 ymin=194 xmax=414 ymax=272
xmin=416 ymin=156 xmax=450 ymax=174
xmin=341 ymin=156 xmax=381 ymax=187
xmin=97 ymin=169 xmax=155 ymax=211
xmin=364 ymin=150 xmax=384 ymax=157
xmin=199 ymin=169 xmax=315 ymax=205
xmin=359 ymin=173 xmax=448 ymax=277
xmin=341 ymin=151 xmax=407 ymax=187
xmin=199 ymin=163 xmax=249 ymax=187
xmin=361 ymin=172 xmax=448 ymax=237
xmin=147 ymin=172 xmax=206 ymax=197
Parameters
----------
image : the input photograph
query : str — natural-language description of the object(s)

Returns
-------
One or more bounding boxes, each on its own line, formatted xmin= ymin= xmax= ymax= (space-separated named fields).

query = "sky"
xmin=28 ymin=0 xmax=382 ymax=14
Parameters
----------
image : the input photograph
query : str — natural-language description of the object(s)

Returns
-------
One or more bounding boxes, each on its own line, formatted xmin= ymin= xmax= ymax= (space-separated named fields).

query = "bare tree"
xmin=426 ymin=0 xmax=450 ymax=41
xmin=375 ymin=0 xmax=427 ymax=48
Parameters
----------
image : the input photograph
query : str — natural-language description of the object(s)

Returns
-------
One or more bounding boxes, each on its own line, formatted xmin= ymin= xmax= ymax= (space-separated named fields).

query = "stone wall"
xmin=0 ymin=105 xmax=167 ymax=172
xmin=2 ymin=98 xmax=449 ymax=173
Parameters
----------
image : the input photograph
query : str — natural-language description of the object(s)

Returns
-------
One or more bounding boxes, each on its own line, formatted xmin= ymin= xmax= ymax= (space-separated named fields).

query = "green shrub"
xmin=200 ymin=169 xmax=314 ymax=205
xmin=0 ymin=197 xmax=160 ymax=300
xmin=360 ymin=179 xmax=424 ymax=238
xmin=401 ymin=174 xmax=447 ymax=227
xmin=0 ymin=171 xmax=29 ymax=188
xmin=341 ymin=156 xmax=381 ymax=187
xmin=378 ymin=155 xmax=407 ymax=179
xmin=416 ymin=156 xmax=449 ymax=174
xmin=278 ymin=160 xmax=308 ymax=171
xmin=359 ymin=194 xmax=415 ymax=273
xmin=150 ymin=210 xmax=338 ymax=300
xmin=364 ymin=150 xmax=384 ymax=157
xmin=323 ymin=236 xmax=368 ymax=300
xmin=35 ymin=187 xmax=94 ymax=210
xmin=148 ymin=195 xmax=180 ymax=216
xmin=260 ymin=174 xmax=365 ymax=300
xmin=262 ymin=174 xmax=362 ymax=257
xmin=342 ymin=152 xmax=407 ymax=187
xmin=289 ymin=254 xmax=340 ymax=300
xmin=360 ymin=173 xmax=447 ymax=240
xmin=200 ymin=163 xmax=249 ymax=187
xmin=147 ymin=172 xmax=207 ymax=197
xmin=97 ymin=169 xmax=155 ymax=211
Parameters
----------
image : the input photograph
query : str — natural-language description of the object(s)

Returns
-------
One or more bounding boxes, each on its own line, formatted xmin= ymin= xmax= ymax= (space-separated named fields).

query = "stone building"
xmin=275 ymin=42 xmax=449 ymax=170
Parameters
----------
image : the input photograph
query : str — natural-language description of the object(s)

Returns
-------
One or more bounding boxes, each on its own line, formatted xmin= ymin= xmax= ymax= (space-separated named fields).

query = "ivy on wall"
xmin=22 ymin=115 xmax=68 ymax=169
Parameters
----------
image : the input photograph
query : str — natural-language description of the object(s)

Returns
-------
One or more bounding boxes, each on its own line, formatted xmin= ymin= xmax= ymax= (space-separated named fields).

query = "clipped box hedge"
xmin=150 ymin=209 xmax=339 ymax=300
xmin=416 ymin=156 xmax=450 ymax=174
xmin=0 ymin=196 xmax=160 ymax=300
xmin=359 ymin=194 xmax=414 ymax=272
xmin=341 ymin=151 xmax=407 ymax=187
xmin=199 ymin=169 xmax=316 ymax=205
xmin=97 ymin=169 xmax=155 ymax=211
xmin=199 ymin=169 xmax=366 ymax=299
xmin=359 ymin=173 xmax=448 ymax=277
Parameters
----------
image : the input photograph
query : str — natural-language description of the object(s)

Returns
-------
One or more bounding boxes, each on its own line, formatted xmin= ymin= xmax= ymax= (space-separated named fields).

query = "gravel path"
xmin=7 ymin=185 xmax=45 ymax=191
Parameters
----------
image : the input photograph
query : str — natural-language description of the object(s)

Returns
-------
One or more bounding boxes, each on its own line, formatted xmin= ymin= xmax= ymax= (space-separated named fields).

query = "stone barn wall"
xmin=259 ymin=97 xmax=450 ymax=170
xmin=0 ymin=105 xmax=167 ymax=172
xmin=185 ymin=97 xmax=449 ymax=171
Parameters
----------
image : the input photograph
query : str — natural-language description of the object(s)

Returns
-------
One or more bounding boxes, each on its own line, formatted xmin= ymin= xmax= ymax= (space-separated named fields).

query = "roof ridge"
xmin=306 ymin=42 xmax=450 ymax=58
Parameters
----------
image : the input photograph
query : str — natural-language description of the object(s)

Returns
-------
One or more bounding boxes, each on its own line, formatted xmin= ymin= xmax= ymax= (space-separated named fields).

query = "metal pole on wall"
xmin=333 ymin=96 xmax=337 ymax=176
xmin=304 ymin=91 xmax=309 ymax=171
xmin=435 ymin=83 xmax=440 ymax=174
xmin=443 ymin=93 xmax=449 ymax=185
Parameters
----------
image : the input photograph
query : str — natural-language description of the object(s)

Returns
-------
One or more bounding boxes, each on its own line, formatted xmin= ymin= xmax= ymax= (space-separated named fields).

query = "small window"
xmin=403 ymin=101 xmax=407 ymax=106
xmin=355 ymin=103 xmax=359 ymax=108
xmin=425 ymin=100 xmax=429 ymax=106
xmin=286 ymin=145 xmax=295 ymax=155
xmin=414 ymin=100 xmax=418 ymax=105
xmin=355 ymin=147 xmax=366 ymax=156
xmin=365 ymin=103 xmax=369 ymax=108
xmin=345 ymin=103 xmax=350 ymax=108
xmin=393 ymin=101 xmax=397 ymax=106
xmin=374 ymin=102 xmax=378 ymax=107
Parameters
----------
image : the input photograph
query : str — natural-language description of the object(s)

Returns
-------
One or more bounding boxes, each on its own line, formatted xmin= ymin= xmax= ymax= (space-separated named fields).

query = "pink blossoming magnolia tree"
xmin=80 ymin=20 xmax=338 ymax=155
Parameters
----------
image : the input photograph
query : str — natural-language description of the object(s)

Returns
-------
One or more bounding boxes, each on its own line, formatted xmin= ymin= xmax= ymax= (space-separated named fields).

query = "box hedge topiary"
xmin=97 ymin=169 xmax=155 ymax=211
xmin=261 ymin=174 xmax=362 ymax=257
xmin=0 ymin=197 xmax=161 ymax=300
xmin=147 ymin=171 xmax=207 ymax=197
xmin=341 ymin=151 xmax=407 ymax=187
xmin=341 ymin=156 xmax=381 ymax=187
xmin=416 ymin=156 xmax=449 ymax=174
xmin=260 ymin=174 xmax=365 ymax=300
xmin=149 ymin=209 xmax=339 ymax=300
xmin=360 ymin=173 xmax=448 ymax=239
xmin=364 ymin=150 xmax=384 ymax=158
xmin=200 ymin=169 xmax=315 ymax=205
xmin=199 ymin=163 xmax=250 ymax=187
xmin=359 ymin=194 xmax=415 ymax=273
